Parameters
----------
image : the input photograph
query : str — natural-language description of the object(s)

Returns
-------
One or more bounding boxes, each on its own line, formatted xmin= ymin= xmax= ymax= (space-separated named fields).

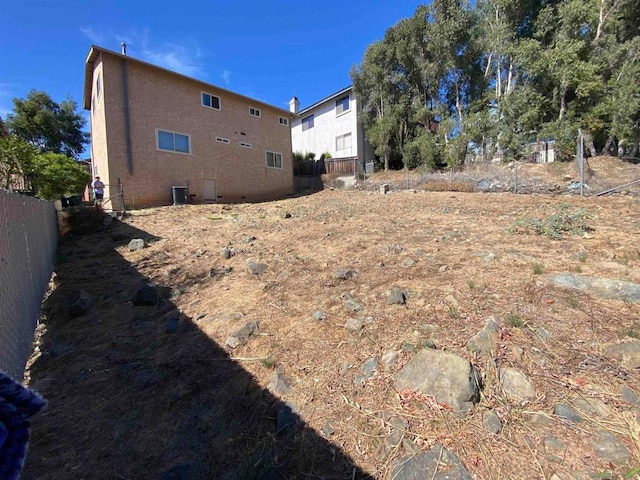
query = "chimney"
xmin=289 ymin=97 xmax=300 ymax=114
xmin=121 ymin=42 xmax=127 ymax=55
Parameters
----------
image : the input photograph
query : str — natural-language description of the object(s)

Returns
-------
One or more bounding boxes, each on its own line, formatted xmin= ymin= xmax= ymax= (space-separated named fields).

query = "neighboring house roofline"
xmin=297 ymin=85 xmax=353 ymax=116
xmin=82 ymin=45 xmax=293 ymax=116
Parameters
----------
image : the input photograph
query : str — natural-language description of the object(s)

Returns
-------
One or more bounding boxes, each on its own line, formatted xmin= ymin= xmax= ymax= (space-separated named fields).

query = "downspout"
xmin=121 ymin=51 xmax=134 ymax=175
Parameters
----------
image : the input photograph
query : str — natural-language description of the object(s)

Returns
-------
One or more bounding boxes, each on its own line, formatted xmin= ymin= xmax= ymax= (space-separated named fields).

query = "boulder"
xmin=466 ymin=317 xmax=498 ymax=358
xmin=606 ymin=341 xmax=640 ymax=369
xmin=226 ymin=321 xmax=258 ymax=348
xmin=546 ymin=274 xmax=640 ymax=303
xmin=394 ymin=348 xmax=480 ymax=411
xmin=500 ymin=368 xmax=535 ymax=402
xmin=128 ymin=238 xmax=145 ymax=251
xmin=67 ymin=290 xmax=94 ymax=318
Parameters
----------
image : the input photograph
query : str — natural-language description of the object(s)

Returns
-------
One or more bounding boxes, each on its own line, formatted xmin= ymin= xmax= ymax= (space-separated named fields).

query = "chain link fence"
xmin=0 ymin=190 xmax=57 ymax=381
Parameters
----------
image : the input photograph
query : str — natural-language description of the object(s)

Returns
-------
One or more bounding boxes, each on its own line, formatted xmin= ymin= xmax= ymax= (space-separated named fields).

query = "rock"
xmin=321 ymin=422 xmax=335 ymax=437
xmin=394 ymin=348 xmax=481 ymax=412
xmin=606 ymin=341 xmax=640 ymax=369
xmin=242 ymin=235 xmax=256 ymax=243
xmin=500 ymin=368 xmax=535 ymax=402
xmin=165 ymin=316 xmax=179 ymax=334
xmin=222 ymin=246 xmax=232 ymax=259
xmin=621 ymin=386 xmax=639 ymax=405
xmin=355 ymin=357 xmax=378 ymax=385
xmin=439 ymin=265 xmax=449 ymax=272
xmin=128 ymin=238 xmax=145 ymax=251
xmin=391 ymin=443 xmax=473 ymax=480
xmin=383 ymin=414 xmax=406 ymax=450
xmin=276 ymin=402 xmax=299 ymax=437
xmin=247 ymin=261 xmax=268 ymax=275
xmin=466 ymin=317 xmax=498 ymax=358
xmin=226 ymin=321 xmax=258 ymax=348
xmin=528 ymin=412 xmax=554 ymax=426
xmin=570 ymin=398 xmax=611 ymax=418
xmin=381 ymin=350 xmax=399 ymax=370
xmin=282 ymin=212 xmax=292 ymax=219
xmin=403 ymin=259 xmax=416 ymax=267
xmin=312 ymin=310 xmax=326 ymax=321
xmin=379 ymin=184 xmax=389 ymax=194
xmin=546 ymin=274 xmax=640 ymax=303
xmin=345 ymin=299 xmax=363 ymax=312
xmin=554 ymin=404 xmax=583 ymax=423
xmin=387 ymin=288 xmax=407 ymax=305
xmin=334 ymin=269 xmax=357 ymax=280
xmin=482 ymin=410 xmax=502 ymax=434
xmin=591 ymin=429 xmax=630 ymax=463
xmin=481 ymin=251 xmax=496 ymax=262
xmin=131 ymin=284 xmax=158 ymax=306
xmin=345 ymin=318 xmax=364 ymax=331
xmin=67 ymin=290 xmax=94 ymax=318
xmin=535 ymin=327 xmax=552 ymax=341
xmin=269 ymin=371 xmax=292 ymax=395
xmin=544 ymin=435 xmax=565 ymax=453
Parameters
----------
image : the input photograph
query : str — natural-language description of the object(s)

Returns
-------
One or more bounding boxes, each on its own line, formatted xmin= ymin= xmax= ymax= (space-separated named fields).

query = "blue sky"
xmin=0 ymin=0 xmax=424 ymax=127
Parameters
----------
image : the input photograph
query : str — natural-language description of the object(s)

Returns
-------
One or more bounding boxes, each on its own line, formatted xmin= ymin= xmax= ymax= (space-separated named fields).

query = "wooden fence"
xmin=294 ymin=157 xmax=358 ymax=177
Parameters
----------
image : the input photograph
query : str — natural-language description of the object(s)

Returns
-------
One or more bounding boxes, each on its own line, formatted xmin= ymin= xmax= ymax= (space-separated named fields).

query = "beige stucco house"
xmin=83 ymin=45 xmax=293 ymax=208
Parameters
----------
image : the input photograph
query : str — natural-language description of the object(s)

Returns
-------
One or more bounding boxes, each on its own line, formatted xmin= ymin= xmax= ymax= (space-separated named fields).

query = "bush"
xmin=511 ymin=204 xmax=593 ymax=239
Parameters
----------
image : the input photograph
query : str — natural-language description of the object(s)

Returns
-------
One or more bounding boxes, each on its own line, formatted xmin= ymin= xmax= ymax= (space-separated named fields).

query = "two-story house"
xmin=83 ymin=45 xmax=293 ymax=207
xmin=289 ymin=86 xmax=375 ymax=173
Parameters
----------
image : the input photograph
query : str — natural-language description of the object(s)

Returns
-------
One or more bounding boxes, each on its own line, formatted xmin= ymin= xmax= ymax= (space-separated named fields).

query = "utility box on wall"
xmin=172 ymin=186 xmax=188 ymax=205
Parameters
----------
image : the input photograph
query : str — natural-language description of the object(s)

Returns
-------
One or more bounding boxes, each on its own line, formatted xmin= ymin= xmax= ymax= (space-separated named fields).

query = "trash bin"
xmin=172 ymin=186 xmax=188 ymax=205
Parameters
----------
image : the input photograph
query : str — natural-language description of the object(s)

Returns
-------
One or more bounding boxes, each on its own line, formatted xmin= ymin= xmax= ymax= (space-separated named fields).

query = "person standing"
xmin=92 ymin=176 xmax=105 ymax=206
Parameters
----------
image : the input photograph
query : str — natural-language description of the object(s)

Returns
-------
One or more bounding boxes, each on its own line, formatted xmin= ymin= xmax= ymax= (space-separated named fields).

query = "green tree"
xmin=29 ymin=152 xmax=91 ymax=201
xmin=0 ymin=136 xmax=38 ymax=189
xmin=6 ymin=90 xmax=89 ymax=159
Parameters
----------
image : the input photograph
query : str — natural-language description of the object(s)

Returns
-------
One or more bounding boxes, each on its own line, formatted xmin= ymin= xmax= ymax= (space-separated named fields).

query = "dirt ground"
xmin=22 ymin=157 xmax=640 ymax=479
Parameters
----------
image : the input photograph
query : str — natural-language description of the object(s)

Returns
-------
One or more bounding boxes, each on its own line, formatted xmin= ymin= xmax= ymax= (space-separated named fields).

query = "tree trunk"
xmin=588 ymin=139 xmax=597 ymax=157
xmin=384 ymin=148 xmax=389 ymax=171
xmin=559 ymin=86 xmax=567 ymax=120
xmin=603 ymin=135 xmax=616 ymax=155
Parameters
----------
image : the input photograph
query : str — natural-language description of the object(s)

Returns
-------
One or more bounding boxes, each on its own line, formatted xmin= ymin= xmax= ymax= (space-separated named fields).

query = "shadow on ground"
xmin=23 ymin=212 xmax=370 ymax=479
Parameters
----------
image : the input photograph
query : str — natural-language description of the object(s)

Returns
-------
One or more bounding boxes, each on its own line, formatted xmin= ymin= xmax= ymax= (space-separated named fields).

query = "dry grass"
xmin=22 ymin=158 xmax=640 ymax=479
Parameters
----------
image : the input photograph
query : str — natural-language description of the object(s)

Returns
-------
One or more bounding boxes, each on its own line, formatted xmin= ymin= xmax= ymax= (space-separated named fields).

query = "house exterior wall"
xmin=88 ymin=48 xmax=293 ymax=207
xmin=290 ymin=89 xmax=375 ymax=170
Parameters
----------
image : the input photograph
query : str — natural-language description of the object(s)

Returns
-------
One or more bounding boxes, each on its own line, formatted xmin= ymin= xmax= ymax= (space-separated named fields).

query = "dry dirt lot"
xmin=23 ymin=159 xmax=640 ymax=479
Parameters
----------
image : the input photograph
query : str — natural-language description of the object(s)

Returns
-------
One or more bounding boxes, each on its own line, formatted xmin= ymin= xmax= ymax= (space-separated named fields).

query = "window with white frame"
xmin=240 ymin=141 xmax=252 ymax=148
xmin=157 ymin=129 xmax=191 ymax=154
xmin=265 ymin=151 xmax=283 ymax=169
xmin=336 ymin=132 xmax=352 ymax=154
xmin=202 ymin=92 xmax=221 ymax=110
xmin=216 ymin=137 xmax=230 ymax=144
xmin=302 ymin=115 xmax=314 ymax=131
xmin=335 ymin=95 xmax=350 ymax=115
xmin=278 ymin=116 xmax=289 ymax=126
xmin=249 ymin=107 xmax=261 ymax=117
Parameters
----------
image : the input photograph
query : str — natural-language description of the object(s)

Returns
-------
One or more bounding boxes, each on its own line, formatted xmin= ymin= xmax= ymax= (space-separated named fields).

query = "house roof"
xmin=82 ymin=45 xmax=293 ymax=116
xmin=297 ymin=86 xmax=353 ymax=116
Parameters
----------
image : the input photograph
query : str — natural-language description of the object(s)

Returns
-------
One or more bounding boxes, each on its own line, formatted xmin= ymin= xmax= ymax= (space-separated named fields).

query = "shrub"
xmin=511 ymin=204 xmax=593 ymax=239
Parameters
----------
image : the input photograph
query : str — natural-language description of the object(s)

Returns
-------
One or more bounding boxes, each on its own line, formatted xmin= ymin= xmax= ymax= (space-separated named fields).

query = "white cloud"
xmin=80 ymin=26 xmax=104 ymax=45
xmin=221 ymin=70 xmax=231 ymax=85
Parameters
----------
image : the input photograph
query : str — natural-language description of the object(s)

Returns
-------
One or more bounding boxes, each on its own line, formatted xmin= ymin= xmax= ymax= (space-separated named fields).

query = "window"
xmin=278 ymin=116 xmax=289 ymax=126
xmin=249 ymin=107 xmax=261 ymax=117
xmin=302 ymin=115 xmax=314 ymax=131
xmin=336 ymin=132 xmax=352 ymax=153
xmin=216 ymin=137 xmax=230 ymax=144
xmin=157 ymin=129 xmax=191 ymax=154
xmin=96 ymin=73 xmax=101 ymax=100
xmin=266 ymin=151 xmax=283 ymax=169
xmin=202 ymin=92 xmax=221 ymax=110
xmin=240 ymin=142 xmax=252 ymax=148
xmin=336 ymin=95 xmax=350 ymax=115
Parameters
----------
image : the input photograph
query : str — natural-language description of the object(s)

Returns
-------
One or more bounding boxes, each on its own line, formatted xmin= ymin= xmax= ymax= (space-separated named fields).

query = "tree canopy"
xmin=352 ymin=0 xmax=640 ymax=170
xmin=5 ymin=90 xmax=89 ymax=159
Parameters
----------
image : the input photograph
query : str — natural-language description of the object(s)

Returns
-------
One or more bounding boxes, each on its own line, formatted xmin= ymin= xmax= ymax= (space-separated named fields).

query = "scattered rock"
xmin=500 ymin=368 xmax=535 ymax=402
xmin=344 ymin=298 xmax=363 ymax=312
xmin=128 ymin=238 xmax=145 ymax=251
xmin=402 ymin=259 xmax=416 ymax=267
xmin=165 ymin=316 xmax=179 ymax=334
xmin=312 ymin=309 xmax=326 ymax=321
xmin=355 ymin=356 xmax=377 ymax=385
xmin=606 ymin=341 xmax=640 ymax=369
xmin=67 ymin=290 xmax=94 ymax=318
xmin=242 ymin=235 xmax=256 ymax=243
xmin=269 ymin=371 xmax=292 ymax=395
xmin=466 ymin=317 xmax=498 ymax=358
xmin=528 ymin=412 xmax=554 ymax=426
xmin=544 ymin=435 xmax=565 ymax=454
xmin=554 ymin=403 xmax=583 ymax=423
xmin=591 ymin=429 xmax=630 ymax=463
xmin=282 ymin=212 xmax=292 ymax=219
xmin=621 ymin=386 xmax=639 ymax=405
xmin=439 ymin=265 xmax=449 ymax=272
xmin=381 ymin=350 xmax=399 ymax=370
xmin=482 ymin=410 xmax=502 ymax=434
xmin=321 ymin=422 xmax=335 ymax=437
xmin=131 ymin=284 xmax=158 ymax=306
xmin=391 ymin=443 xmax=473 ymax=480
xmin=535 ymin=327 xmax=552 ymax=341
xmin=383 ymin=414 xmax=406 ymax=450
xmin=226 ymin=321 xmax=258 ymax=348
xmin=247 ymin=261 xmax=268 ymax=275
xmin=345 ymin=318 xmax=364 ymax=331
xmin=394 ymin=348 xmax=481 ymax=412
xmin=387 ymin=288 xmax=406 ymax=305
xmin=334 ymin=269 xmax=357 ymax=280
xmin=570 ymin=397 xmax=611 ymax=418
xmin=222 ymin=246 xmax=232 ymax=259
xmin=546 ymin=274 xmax=640 ymax=303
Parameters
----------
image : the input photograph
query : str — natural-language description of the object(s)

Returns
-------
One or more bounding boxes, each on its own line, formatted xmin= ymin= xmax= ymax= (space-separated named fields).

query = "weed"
xmin=447 ymin=307 xmax=459 ymax=319
xmin=510 ymin=203 xmax=593 ymax=239
xmin=533 ymin=263 xmax=545 ymax=275
xmin=207 ymin=216 xmax=223 ymax=221
xmin=624 ymin=323 xmax=640 ymax=339
xmin=567 ymin=296 xmax=580 ymax=309
xmin=505 ymin=312 xmax=524 ymax=327
xmin=467 ymin=280 xmax=475 ymax=290
xmin=260 ymin=358 xmax=276 ymax=369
